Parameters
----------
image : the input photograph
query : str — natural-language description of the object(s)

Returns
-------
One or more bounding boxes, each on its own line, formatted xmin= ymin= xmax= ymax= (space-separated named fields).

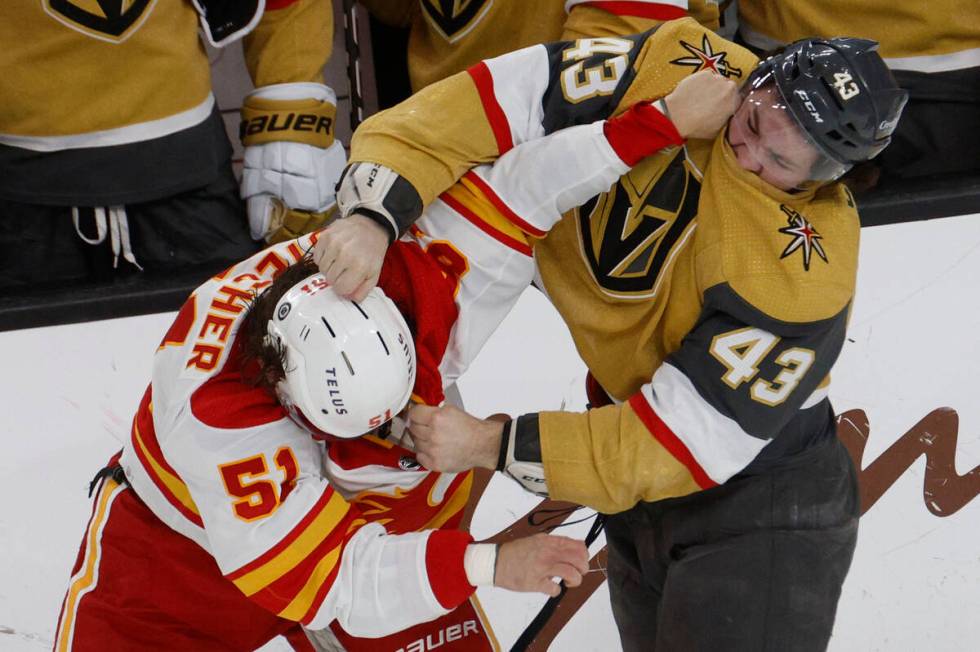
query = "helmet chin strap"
xmin=384 ymin=412 xmax=411 ymax=447
xmin=278 ymin=388 xmax=343 ymax=442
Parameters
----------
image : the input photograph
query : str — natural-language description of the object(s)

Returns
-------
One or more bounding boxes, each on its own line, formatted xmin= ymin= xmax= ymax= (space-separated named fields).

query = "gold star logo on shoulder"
xmin=779 ymin=205 xmax=828 ymax=271
xmin=671 ymin=35 xmax=743 ymax=79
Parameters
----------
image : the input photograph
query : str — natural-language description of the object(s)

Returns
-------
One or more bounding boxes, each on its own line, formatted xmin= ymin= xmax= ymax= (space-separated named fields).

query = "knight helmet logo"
xmin=44 ymin=0 xmax=156 ymax=44
xmin=420 ymin=0 xmax=492 ymax=43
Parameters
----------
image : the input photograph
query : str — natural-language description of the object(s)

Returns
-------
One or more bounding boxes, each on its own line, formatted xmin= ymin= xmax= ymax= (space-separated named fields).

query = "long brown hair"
xmin=239 ymin=256 xmax=319 ymax=390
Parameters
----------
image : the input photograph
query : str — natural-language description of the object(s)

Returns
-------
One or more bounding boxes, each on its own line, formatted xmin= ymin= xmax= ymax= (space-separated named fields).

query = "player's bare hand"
xmin=407 ymin=404 xmax=503 ymax=472
xmin=664 ymin=70 xmax=740 ymax=140
xmin=313 ymin=214 xmax=388 ymax=301
xmin=495 ymin=534 xmax=590 ymax=597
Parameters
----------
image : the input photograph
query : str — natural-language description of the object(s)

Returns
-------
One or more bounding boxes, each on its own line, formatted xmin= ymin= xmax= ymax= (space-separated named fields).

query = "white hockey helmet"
xmin=266 ymin=273 xmax=416 ymax=439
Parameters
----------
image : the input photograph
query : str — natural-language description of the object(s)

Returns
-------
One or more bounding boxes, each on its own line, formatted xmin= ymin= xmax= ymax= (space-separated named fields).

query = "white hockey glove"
xmin=240 ymin=82 xmax=346 ymax=243
xmin=335 ymin=162 xmax=423 ymax=243
xmin=497 ymin=416 xmax=549 ymax=497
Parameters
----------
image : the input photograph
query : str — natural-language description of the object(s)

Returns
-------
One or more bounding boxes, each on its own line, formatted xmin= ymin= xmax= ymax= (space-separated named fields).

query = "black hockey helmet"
xmin=747 ymin=37 xmax=908 ymax=169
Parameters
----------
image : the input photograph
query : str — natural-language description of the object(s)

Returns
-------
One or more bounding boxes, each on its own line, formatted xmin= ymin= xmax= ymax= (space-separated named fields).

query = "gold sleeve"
xmin=538 ymin=404 xmax=702 ymax=514
xmin=244 ymin=0 xmax=333 ymax=87
xmin=348 ymin=70 xmax=499 ymax=207
xmin=613 ymin=18 xmax=758 ymax=116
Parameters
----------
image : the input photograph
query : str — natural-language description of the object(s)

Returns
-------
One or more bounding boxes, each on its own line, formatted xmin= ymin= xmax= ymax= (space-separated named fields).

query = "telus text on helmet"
xmin=324 ymin=367 xmax=347 ymax=415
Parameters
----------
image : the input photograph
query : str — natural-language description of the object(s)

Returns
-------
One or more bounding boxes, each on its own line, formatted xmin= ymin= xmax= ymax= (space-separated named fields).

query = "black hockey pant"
xmin=0 ymin=163 xmax=257 ymax=291
xmin=605 ymin=434 xmax=859 ymax=652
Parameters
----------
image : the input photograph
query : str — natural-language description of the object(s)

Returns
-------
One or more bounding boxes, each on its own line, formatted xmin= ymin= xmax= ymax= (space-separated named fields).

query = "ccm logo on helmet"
xmin=240 ymin=113 xmax=333 ymax=139
xmin=793 ymin=89 xmax=824 ymax=123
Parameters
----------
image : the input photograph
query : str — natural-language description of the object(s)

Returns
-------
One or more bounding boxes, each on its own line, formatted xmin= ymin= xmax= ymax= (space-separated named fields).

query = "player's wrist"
xmin=347 ymin=213 xmax=391 ymax=240
xmin=463 ymin=543 xmax=499 ymax=586
xmin=480 ymin=419 xmax=504 ymax=470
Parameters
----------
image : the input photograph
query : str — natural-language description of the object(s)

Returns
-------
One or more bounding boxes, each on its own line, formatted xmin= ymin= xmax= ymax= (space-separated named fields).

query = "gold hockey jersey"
xmin=737 ymin=0 xmax=980 ymax=73
xmin=364 ymin=0 xmax=722 ymax=91
xmin=350 ymin=19 xmax=861 ymax=513
xmin=0 ymin=0 xmax=332 ymax=205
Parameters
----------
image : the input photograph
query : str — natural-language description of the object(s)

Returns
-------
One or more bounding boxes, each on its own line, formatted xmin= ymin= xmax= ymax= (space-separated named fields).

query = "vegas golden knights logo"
xmin=577 ymin=155 xmax=700 ymax=297
xmin=421 ymin=0 xmax=493 ymax=42
xmin=44 ymin=0 xmax=155 ymax=43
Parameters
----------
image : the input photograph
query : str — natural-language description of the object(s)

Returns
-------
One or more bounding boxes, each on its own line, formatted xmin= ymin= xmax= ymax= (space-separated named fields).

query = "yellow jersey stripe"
xmin=276 ymin=546 xmax=343 ymax=621
xmin=232 ymin=489 xmax=351 ymax=595
xmin=56 ymin=479 xmax=123 ymax=652
xmin=133 ymin=421 xmax=201 ymax=517
xmin=422 ymin=472 xmax=473 ymax=531
xmin=448 ymin=179 xmax=532 ymax=246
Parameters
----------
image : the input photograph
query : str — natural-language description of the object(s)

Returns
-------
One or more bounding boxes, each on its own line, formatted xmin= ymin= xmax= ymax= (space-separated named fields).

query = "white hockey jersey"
xmin=109 ymin=88 xmax=638 ymax=630
xmin=117 ymin=196 xmax=545 ymax=633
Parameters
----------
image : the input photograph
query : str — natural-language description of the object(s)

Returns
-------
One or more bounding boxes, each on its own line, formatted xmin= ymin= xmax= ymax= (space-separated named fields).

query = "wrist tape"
xmin=463 ymin=543 xmax=499 ymax=587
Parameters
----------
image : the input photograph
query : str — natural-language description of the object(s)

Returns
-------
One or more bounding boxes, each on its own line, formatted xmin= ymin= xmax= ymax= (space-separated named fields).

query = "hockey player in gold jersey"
xmin=736 ymin=0 xmax=980 ymax=185
xmin=311 ymin=18 xmax=908 ymax=651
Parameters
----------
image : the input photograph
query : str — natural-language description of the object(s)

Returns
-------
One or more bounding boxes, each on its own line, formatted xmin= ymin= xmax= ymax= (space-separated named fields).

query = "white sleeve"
xmin=414 ymin=123 xmax=628 ymax=383
xmin=169 ymin=415 xmax=472 ymax=631
xmin=470 ymin=121 xmax=630 ymax=234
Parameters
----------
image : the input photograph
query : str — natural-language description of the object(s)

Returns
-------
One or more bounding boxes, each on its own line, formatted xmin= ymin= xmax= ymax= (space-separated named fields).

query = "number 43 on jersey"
xmin=710 ymin=327 xmax=816 ymax=406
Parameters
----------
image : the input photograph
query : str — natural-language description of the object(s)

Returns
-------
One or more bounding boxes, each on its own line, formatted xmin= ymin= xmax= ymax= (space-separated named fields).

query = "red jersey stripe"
xmin=227 ymin=486 xmax=344 ymax=581
xmin=246 ymin=511 xmax=362 ymax=618
xmin=581 ymin=1 xmax=688 ymax=20
xmin=627 ymin=393 xmax=717 ymax=489
xmin=299 ymin=526 xmax=363 ymax=624
xmin=130 ymin=388 xmax=205 ymax=528
xmin=441 ymin=192 xmax=533 ymax=257
xmin=466 ymin=62 xmax=514 ymax=155
xmin=130 ymin=424 xmax=204 ymax=528
xmin=267 ymin=0 xmax=302 ymax=10
xmin=462 ymin=171 xmax=548 ymax=238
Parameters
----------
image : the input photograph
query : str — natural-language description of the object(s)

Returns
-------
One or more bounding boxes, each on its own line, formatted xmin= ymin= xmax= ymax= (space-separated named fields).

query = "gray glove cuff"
xmin=336 ymin=162 xmax=423 ymax=243
xmin=498 ymin=415 xmax=548 ymax=496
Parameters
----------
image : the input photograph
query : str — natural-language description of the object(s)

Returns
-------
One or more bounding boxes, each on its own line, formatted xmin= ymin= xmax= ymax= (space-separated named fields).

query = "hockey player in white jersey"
xmin=52 ymin=136 xmax=606 ymax=649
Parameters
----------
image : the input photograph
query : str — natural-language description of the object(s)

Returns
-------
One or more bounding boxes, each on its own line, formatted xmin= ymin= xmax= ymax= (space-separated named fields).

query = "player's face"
xmin=727 ymin=85 xmax=821 ymax=191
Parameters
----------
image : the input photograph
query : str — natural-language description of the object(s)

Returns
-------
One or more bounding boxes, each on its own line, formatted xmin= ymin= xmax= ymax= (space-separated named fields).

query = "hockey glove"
xmin=335 ymin=162 xmax=423 ymax=243
xmin=240 ymin=82 xmax=347 ymax=243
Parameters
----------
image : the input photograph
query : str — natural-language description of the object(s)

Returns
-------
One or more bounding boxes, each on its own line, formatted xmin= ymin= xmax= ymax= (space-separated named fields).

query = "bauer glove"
xmin=240 ymin=82 xmax=346 ymax=243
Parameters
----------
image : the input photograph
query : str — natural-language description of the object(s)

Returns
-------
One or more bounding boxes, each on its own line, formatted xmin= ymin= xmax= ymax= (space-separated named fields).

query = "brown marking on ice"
xmin=837 ymin=408 xmax=980 ymax=516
